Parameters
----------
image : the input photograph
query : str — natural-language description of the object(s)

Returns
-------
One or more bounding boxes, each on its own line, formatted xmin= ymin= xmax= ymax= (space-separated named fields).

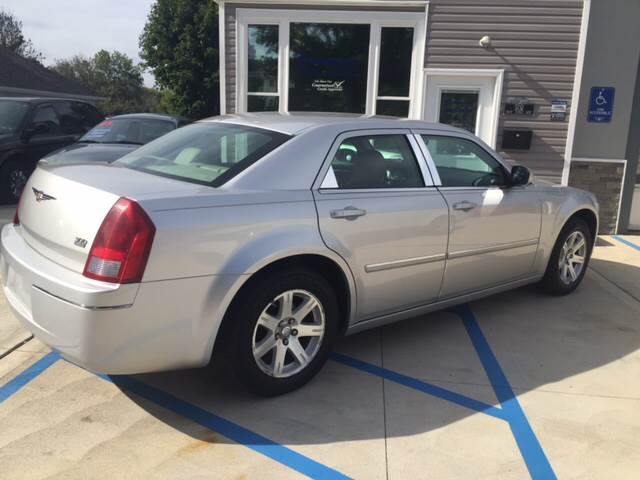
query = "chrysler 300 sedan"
xmin=1 ymin=114 xmax=598 ymax=396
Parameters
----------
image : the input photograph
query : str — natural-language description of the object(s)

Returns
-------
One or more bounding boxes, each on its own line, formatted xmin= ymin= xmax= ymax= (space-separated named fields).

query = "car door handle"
xmin=330 ymin=206 xmax=367 ymax=220
xmin=452 ymin=201 xmax=478 ymax=212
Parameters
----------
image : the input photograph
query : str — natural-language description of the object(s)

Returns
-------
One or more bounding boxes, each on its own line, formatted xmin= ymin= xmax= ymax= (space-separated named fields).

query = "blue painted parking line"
xmin=100 ymin=374 xmax=350 ymax=480
xmin=0 ymin=351 xmax=59 ymax=404
xmin=332 ymin=305 xmax=556 ymax=480
xmin=455 ymin=304 xmax=556 ymax=480
xmin=1 ymin=352 xmax=349 ymax=480
xmin=331 ymin=353 xmax=506 ymax=420
xmin=612 ymin=235 xmax=640 ymax=252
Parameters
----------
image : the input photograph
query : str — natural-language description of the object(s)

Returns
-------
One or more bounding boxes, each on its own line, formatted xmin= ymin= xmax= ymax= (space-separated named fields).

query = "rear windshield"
xmin=80 ymin=118 xmax=175 ymax=145
xmin=115 ymin=122 xmax=291 ymax=186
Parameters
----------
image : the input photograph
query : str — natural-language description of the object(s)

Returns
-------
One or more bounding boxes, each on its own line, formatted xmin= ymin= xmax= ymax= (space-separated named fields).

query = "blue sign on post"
xmin=587 ymin=86 xmax=615 ymax=123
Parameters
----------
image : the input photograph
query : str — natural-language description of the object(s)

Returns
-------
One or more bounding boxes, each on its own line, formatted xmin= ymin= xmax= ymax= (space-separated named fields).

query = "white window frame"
xmin=236 ymin=8 xmax=427 ymax=117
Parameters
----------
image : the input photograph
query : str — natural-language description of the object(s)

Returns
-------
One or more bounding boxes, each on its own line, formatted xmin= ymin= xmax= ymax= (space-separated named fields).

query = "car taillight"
xmin=83 ymin=198 xmax=155 ymax=284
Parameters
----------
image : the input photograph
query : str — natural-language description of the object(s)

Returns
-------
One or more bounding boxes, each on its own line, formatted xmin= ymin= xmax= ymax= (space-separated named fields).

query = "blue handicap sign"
xmin=587 ymin=86 xmax=615 ymax=123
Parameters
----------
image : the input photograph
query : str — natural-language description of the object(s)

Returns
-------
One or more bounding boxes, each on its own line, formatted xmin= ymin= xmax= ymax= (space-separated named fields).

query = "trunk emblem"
xmin=32 ymin=187 xmax=56 ymax=202
xmin=74 ymin=237 xmax=88 ymax=248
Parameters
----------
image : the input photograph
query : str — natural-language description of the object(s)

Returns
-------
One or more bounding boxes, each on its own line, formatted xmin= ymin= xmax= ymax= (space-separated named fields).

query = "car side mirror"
xmin=22 ymin=123 xmax=47 ymax=140
xmin=510 ymin=165 xmax=530 ymax=186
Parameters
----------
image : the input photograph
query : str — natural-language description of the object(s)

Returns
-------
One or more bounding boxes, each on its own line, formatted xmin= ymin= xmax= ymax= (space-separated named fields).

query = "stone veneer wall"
xmin=568 ymin=161 xmax=625 ymax=234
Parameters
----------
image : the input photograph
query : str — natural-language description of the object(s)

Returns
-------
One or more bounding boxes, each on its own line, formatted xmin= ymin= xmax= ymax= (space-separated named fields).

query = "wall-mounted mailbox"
xmin=502 ymin=130 xmax=532 ymax=150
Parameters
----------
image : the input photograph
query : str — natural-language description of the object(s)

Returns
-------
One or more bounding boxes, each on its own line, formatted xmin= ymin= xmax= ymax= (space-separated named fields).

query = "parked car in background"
xmin=0 ymin=97 xmax=103 ymax=203
xmin=1 ymin=114 xmax=599 ymax=396
xmin=41 ymin=114 xmax=191 ymax=166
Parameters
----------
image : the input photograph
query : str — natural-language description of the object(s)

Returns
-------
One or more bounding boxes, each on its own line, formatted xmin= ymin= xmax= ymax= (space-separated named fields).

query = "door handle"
xmin=452 ymin=201 xmax=478 ymax=212
xmin=330 ymin=206 xmax=367 ymax=220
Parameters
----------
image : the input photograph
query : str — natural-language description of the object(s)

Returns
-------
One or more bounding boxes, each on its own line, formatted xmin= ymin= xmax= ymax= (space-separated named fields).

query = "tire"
xmin=540 ymin=218 xmax=593 ymax=295
xmin=225 ymin=268 xmax=339 ymax=396
xmin=0 ymin=160 xmax=31 ymax=204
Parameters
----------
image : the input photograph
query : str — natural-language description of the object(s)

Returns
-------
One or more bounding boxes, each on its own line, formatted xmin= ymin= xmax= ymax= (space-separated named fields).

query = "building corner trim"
xmin=562 ymin=0 xmax=591 ymax=186
xmin=218 ymin=1 xmax=227 ymax=115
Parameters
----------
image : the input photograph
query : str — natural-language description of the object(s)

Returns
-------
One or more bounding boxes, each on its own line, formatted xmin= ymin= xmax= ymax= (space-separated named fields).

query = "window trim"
xmin=314 ymin=129 xmax=435 ymax=192
xmin=413 ymin=130 xmax=514 ymax=190
xmin=236 ymin=8 xmax=427 ymax=116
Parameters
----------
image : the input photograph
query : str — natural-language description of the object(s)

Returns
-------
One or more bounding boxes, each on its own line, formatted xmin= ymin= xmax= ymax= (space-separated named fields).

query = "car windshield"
xmin=79 ymin=118 xmax=175 ymax=145
xmin=0 ymin=100 xmax=29 ymax=135
xmin=115 ymin=122 xmax=291 ymax=186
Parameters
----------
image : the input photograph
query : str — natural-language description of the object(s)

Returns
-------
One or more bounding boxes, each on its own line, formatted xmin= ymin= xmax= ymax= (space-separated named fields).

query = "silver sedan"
xmin=0 ymin=114 xmax=598 ymax=396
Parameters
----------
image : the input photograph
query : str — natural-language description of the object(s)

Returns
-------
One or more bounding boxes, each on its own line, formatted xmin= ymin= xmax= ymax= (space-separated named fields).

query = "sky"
xmin=2 ymin=0 xmax=157 ymax=86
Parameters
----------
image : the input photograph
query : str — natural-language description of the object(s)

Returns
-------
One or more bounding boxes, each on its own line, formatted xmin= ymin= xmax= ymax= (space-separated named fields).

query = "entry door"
xmin=314 ymin=130 xmax=449 ymax=321
xmin=417 ymin=132 xmax=541 ymax=298
xmin=423 ymin=72 xmax=500 ymax=147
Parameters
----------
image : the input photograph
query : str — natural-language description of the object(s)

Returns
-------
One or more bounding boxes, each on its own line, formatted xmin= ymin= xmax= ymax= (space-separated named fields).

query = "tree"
xmin=140 ymin=0 xmax=219 ymax=119
xmin=53 ymin=50 xmax=149 ymax=116
xmin=0 ymin=8 xmax=43 ymax=62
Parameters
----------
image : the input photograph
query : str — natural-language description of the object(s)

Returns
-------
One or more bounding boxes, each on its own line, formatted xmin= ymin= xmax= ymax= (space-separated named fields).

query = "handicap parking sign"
xmin=587 ymin=87 xmax=615 ymax=123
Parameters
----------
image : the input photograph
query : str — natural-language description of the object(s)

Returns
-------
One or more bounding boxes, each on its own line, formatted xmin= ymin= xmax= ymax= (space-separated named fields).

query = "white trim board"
xmin=217 ymin=0 xmax=428 ymax=6
xmin=562 ymin=0 xmax=592 ymax=186
xmin=218 ymin=1 xmax=226 ymax=115
xmin=235 ymin=8 xmax=427 ymax=117
xmin=422 ymin=68 xmax=504 ymax=149
xmin=571 ymin=157 xmax=627 ymax=164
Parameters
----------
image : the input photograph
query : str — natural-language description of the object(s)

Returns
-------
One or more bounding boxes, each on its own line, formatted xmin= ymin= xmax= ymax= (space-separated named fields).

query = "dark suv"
xmin=0 ymin=97 xmax=103 ymax=203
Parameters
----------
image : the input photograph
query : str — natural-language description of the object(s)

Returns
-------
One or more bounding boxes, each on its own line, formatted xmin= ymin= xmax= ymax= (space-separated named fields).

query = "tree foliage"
xmin=53 ymin=50 xmax=152 ymax=116
xmin=0 ymin=8 xmax=43 ymax=62
xmin=140 ymin=0 xmax=219 ymax=119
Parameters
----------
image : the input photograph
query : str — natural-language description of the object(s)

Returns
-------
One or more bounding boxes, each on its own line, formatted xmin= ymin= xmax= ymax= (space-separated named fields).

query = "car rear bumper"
xmin=1 ymin=224 xmax=240 ymax=374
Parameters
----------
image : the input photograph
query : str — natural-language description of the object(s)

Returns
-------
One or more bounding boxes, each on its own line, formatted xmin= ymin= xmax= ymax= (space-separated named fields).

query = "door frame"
xmin=422 ymin=68 xmax=504 ymax=149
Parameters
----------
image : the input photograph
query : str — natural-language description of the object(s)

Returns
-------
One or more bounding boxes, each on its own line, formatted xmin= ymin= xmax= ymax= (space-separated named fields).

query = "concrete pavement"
xmin=1 ymin=236 xmax=639 ymax=479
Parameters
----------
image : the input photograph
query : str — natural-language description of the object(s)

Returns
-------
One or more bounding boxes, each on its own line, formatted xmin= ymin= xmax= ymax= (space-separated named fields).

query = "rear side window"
xmin=322 ymin=134 xmax=424 ymax=189
xmin=116 ymin=122 xmax=290 ymax=186
xmin=30 ymin=105 xmax=61 ymax=136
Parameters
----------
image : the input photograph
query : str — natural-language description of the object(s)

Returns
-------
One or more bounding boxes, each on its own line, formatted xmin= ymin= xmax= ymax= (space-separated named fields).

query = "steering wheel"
xmin=472 ymin=173 xmax=500 ymax=187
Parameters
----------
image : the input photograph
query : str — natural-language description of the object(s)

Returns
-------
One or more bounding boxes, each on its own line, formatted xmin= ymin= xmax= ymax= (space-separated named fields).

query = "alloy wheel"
xmin=8 ymin=169 xmax=28 ymax=200
xmin=558 ymin=230 xmax=587 ymax=285
xmin=251 ymin=289 xmax=325 ymax=378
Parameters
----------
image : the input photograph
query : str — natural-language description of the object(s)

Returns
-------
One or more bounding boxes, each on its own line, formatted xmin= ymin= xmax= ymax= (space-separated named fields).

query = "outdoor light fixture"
xmin=479 ymin=35 xmax=492 ymax=48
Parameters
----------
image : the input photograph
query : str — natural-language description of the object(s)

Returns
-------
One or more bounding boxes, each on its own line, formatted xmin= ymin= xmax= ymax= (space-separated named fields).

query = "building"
xmin=0 ymin=47 xmax=101 ymax=103
xmin=215 ymin=0 xmax=640 ymax=233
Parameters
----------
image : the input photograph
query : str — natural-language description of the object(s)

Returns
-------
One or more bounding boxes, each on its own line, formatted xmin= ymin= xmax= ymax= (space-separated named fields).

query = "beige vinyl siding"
xmin=426 ymin=0 xmax=583 ymax=182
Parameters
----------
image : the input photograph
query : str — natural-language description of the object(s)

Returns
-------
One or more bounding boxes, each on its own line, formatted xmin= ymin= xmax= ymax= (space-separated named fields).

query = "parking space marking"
xmin=1 ymin=353 xmax=350 ymax=480
xmin=612 ymin=235 xmax=640 ymax=252
xmin=0 ymin=351 xmax=58 ymax=403
xmin=333 ymin=305 xmax=556 ymax=480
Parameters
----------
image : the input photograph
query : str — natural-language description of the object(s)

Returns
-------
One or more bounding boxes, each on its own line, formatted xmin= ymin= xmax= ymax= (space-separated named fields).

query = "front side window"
xmin=421 ymin=135 xmax=507 ymax=187
xmin=323 ymin=134 xmax=424 ymax=189
xmin=289 ymin=23 xmax=370 ymax=113
xmin=0 ymin=100 xmax=29 ymax=134
xmin=247 ymin=24 xmax=279 ymax=112
xmin=116 ymin=123 xmax=290 ymax=186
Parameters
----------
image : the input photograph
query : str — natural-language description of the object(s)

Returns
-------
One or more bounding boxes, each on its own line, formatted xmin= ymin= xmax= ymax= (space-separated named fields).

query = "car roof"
xmin=0 ymin=97 xmax=94 ymax=105
xmin=202 ymin=112 xmax=467 ymax=136
xmin=108 ymin=113 xmax=189 ymax=123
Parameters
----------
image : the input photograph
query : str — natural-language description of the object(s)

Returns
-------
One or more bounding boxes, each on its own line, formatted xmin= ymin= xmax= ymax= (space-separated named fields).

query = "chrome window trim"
xmin=314 ymin=128 xmax=437 ymax=193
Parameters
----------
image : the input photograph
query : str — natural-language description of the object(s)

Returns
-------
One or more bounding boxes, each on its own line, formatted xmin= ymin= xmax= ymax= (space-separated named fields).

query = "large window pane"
xmin=289 ymin=23 xmax=370 ymax=113
xmin=248 ymin=95 xmax=279 ymax=112
xmin=378 ymin=27 xmax=414 ymax=97
xmin=376 ymin=99 xmax=410 ymax=117
xmin=248 ymin=25 xmax=278 ymax=93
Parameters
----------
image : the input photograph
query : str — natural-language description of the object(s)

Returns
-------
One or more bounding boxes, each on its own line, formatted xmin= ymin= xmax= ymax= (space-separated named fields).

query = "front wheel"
xmin=0 ymin=160 xmax=30 ymax=204
xmin=227 ymin=269 xmax=339 ymax=396
xmin=540 ymin=218 xmax=593 ymax=295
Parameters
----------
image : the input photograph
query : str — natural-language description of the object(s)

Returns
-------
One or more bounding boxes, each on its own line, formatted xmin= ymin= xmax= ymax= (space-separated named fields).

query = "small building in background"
xmin=215 ymin=0 xmax=640 ymax=233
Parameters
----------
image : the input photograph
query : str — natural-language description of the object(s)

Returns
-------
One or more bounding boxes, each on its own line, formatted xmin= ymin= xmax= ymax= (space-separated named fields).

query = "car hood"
xmin=41 ymin=142 xmax=139 ymax=165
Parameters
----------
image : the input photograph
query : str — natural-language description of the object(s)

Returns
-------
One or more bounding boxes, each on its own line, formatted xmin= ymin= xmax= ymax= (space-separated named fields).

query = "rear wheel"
xmin=540 ymin=218 xmax=593 ymax=295
xmin=226 ymin=269 xmax=339 ymax=396
xmin=0 ymin=160 xmax=30 ymax=204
